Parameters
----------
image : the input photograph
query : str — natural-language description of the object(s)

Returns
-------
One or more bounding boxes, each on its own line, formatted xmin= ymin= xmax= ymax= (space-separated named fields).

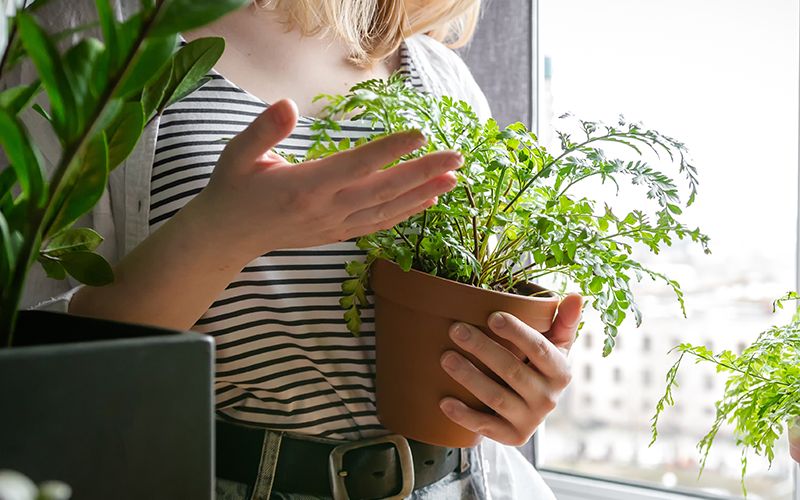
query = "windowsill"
xmin=540 ymin=469 xmax=739 ymax=500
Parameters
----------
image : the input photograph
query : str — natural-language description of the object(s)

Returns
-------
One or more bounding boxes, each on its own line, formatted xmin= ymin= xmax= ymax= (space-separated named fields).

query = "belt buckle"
xmin=328 ymin=434 xmax=415 ymax=500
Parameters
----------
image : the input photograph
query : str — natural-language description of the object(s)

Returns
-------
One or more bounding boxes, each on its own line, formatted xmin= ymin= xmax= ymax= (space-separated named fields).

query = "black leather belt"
xmin=216 ymin=419 xmax=464 ymax=499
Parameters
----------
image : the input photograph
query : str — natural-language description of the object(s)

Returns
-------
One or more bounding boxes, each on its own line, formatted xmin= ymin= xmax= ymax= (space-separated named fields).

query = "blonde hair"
xmin=255 ymin=0 xmax=481 ymax=67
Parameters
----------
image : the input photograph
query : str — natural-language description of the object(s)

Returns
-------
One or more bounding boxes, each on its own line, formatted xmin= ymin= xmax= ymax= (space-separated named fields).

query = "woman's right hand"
xmin=191 ymin=98 xmax=463 ymax=261
xmin=70 ymin=98 xmax=461 ymax=330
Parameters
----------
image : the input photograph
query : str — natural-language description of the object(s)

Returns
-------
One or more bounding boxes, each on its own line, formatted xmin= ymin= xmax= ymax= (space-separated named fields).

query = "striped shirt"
xmin=150 ymin=45 xmax=424 ymax=440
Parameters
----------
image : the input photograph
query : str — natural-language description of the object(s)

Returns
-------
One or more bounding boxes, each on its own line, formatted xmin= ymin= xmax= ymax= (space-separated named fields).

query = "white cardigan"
xmin=8 ymin=0 xmax=491 ymax=310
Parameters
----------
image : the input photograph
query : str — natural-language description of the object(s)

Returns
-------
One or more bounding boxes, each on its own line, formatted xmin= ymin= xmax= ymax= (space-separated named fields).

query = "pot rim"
xmin=372 ymin=258 xmax=560 ymax=304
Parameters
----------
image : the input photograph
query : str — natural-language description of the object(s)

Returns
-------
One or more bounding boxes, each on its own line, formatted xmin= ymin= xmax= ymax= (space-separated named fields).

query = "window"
xmin=534 ymin=1 xmax=799 ymax=499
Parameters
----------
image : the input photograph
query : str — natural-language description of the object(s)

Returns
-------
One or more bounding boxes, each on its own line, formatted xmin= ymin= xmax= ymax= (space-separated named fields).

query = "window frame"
xmin=526 ymin=0 xmax=800 ymax=498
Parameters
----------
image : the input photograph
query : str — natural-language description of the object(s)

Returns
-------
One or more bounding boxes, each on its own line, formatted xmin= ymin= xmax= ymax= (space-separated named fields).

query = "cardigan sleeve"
xmin=404 ymin=35 xmax=493 ymax=122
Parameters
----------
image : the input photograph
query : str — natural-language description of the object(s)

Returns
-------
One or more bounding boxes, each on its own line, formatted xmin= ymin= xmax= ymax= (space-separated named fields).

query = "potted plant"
xmin=650 ymin=292 xmax=800 ymax=495
xmin=0 ymin=1 xmax=247 ymax=498
xmin=303 ymin=76 xmax=710 ymax=447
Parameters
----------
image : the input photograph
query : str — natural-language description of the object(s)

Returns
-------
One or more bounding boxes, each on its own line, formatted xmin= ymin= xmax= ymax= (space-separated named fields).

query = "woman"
xmin=25 ymin=0 xmax=582 ymax=498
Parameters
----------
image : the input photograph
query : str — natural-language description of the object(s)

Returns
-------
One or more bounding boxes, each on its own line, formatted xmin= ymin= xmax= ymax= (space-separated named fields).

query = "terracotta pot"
xmin=789 ymin=417 xmax=800 ymax=464
xmin=370 ymin=259 xmax=560 ymax=448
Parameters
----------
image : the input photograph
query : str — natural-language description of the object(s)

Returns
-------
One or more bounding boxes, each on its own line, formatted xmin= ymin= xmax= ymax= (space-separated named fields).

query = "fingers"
xmin=440 ymin=349 xmax=529 ymax=424
xmin=548 ymin=293 xmax=583 ymax=353
xmin=336 ymin=150 xmax=463 ymax=209
xmin=310 ymin=130 xmax=426 ymax=187
xmin=342 ymin=171 xmax=457 ymax=227
xmin=487 ymin=312 xmax=571 ymax=387
xmin=439 ymin=397 xmax=529 ymax=447
xmin=225 ymin=99 xmax=298 ymax=164
xmin=447 ymin=323 xmax=542 ymax=400
xmin=338 ymin=198 xmax=437 ymax=241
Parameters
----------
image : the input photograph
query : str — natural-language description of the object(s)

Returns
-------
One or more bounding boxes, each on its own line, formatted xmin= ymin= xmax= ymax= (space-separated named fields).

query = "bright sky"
xmin=540 ymin=0 xmax=799 ymax=266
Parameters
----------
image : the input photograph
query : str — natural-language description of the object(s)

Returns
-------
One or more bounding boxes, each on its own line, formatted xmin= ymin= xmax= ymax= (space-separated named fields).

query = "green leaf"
xmin=0 ymin=82 xmax=41 ymax=114
xmin=158 ymin=37 xmax=224 ymax=111
xmin=0 ymin=108 xmax=45 ymax=205
xmin=343 ymin=306 xmax=362 ymax=336
xmin=94 ymin=0 xmax=119 ymax=67
xmin=43 ymin=227 xmax=104 ymax=257
xmin=48 ymin=134 xmax=109 ymax=236
xmin=16 ymin=12 xmax=74 ymax=134
xmin=38 ymin=255 xmax=67 ymax=280
xmin=117 ymin=34 xmax=178 ymax=97
xmin=63 ymin=38 xmax=106 ymax=133
xmin=142 ymin=59 xmax=173 ymax=119
xmin=0 ymin=211 xmax=17 ymax=286
xmin=150 ymin=0 xmax=251 ymax=37
xmin=105 ymin=101 xmax=145 ymax=169
xmin=59 ymin=251 xmax=114 ymax=286
xmin=0 ymin=167 xmax=18 ymax=211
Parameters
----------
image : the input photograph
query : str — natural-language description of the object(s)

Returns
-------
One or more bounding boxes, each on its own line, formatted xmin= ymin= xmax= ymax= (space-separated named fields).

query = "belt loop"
xmin=459 ymin=448 xmax=470 ymax=473
xmin=250 ymin=430 xmax=283 ymax=500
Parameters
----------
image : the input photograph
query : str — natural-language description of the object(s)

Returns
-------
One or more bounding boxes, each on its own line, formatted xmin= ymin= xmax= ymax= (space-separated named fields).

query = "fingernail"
xmin=451 ymin=323 xmax=471 ymax=342
xmin=451 ymin=152 xmax=464 ymax=167
xmin=489 ymin=312 xmax=506 ymax=329
xmin=441 ymin=351 xmax=461 ymax=370
xmin=405 ymin=130 xmax=426 ymax=147
xmin=271 ymin=99 xmax=296 ymax=126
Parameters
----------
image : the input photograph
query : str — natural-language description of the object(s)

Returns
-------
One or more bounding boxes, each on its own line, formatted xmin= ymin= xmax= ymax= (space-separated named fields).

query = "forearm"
xmin=69 ymin=194 xmax=254 ymax=331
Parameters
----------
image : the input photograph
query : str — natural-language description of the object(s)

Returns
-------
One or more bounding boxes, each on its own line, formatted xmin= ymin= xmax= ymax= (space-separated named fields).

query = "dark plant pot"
xmin=790 ymin=417 xmax=800 ymax=464
xmin=0 ymin=311 xmax=214 ymax=500
xmin=370 ymin=259 xmax=560 ymax=448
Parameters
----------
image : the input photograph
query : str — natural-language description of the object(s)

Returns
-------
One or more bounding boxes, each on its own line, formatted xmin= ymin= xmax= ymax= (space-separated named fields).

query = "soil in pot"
xmin=370 ymin=259 xmax=561 ymax=448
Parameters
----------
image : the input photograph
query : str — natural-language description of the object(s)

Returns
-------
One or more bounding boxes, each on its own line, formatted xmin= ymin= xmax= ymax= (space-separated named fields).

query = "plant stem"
xmin=1 ymin=3 xmax=169 ymax=345
xmin=414 ymin=209 xmax=427 ymax=263
xmin=684 ymin=350 xmax=790 ymax=386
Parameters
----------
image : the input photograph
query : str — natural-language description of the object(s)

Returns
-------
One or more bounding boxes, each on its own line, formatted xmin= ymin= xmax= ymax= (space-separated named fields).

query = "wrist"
xmin=177 ymin=191 xmax=264 ymax=268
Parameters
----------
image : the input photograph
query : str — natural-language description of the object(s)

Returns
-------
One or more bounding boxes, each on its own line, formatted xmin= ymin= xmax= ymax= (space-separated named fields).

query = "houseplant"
xmin=651 ymin=292 xmax=800 ymax=495
xmin=304 ymin=76 xmax=710 ymax=446
xmin=0 ymin=1 xmax=247 ymax=497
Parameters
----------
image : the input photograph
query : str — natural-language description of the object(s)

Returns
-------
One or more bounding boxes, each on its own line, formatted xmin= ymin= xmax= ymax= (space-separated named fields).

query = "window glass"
xmin=538 ymin=1 xmax=799 ymax=498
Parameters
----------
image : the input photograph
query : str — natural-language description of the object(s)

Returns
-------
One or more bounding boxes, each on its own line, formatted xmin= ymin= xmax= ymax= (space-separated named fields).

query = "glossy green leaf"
xmin=0 ymin=210 xmax=16 ymax=286
xmin=0 ymin=167 xmax=17 ymax=206
xmin=0 ymin=82 xmax=41 ymax=115
xmin=64 ymin=38 xmax=106 ymax=132
xmin=150 ymin=0 xmax=251 ymax=37
xmin=16 ymin=12 xmax=74 ymax=134
xmin=38 ymin=255 xmax=67 ymax=280
xmin=94 ymin=0 xmax=119 ymax=67
xmin=59 ymin=251 xmax=114 ymax=286
xmin=48 ymin=134 xmax=109 ymax=237
xmin=142 ymin=59 xmax=172 ymax=119
xmin=43 ymin=227 xmax=104 ymax=257
xmin=117 ymin=34 xmax=178 ymax=97
xmin=105 ymin=101 xmax=144 ymax=169
xmin=0 ymin=108 xmax=45 ymax=205
xmin=159 ymin=37 xmax=223 ymax=110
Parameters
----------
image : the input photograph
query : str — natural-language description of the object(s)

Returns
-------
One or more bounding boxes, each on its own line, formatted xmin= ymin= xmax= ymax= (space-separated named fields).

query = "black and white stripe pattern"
xmin=150 ymin=44 xmax=424 ymax=440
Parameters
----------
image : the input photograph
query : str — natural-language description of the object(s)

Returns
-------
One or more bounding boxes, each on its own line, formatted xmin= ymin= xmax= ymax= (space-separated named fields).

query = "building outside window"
xmin=536 ymin=1 xmax=799 ymax=499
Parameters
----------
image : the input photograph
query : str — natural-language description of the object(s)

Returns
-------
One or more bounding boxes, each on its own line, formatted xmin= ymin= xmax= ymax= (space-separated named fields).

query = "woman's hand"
xmin=192 ymin=98 xmax=463 ymax=261
xmin=439 ymin=294 xmax=583 ymax=446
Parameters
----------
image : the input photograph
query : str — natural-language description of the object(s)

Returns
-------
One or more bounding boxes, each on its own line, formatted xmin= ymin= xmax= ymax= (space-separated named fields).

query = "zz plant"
xmin=651 ymin=292 xmax=800 ymax=495
xmin=307 ymin=75 xmax=710 ymax=356
xmin=0 ymin=0 xmax=249 ymax=346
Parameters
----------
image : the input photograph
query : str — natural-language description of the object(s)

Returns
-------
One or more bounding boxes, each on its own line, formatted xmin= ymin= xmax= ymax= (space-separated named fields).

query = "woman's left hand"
xmin=439 ymin=293 xmax=583 ymax=446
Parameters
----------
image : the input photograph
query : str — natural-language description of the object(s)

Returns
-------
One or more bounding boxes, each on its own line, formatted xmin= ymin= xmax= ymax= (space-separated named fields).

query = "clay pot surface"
xmin=789 ymin=417 xmax=800 ymax=464
xmin=370 ymin=259 xmax=560 ymax=448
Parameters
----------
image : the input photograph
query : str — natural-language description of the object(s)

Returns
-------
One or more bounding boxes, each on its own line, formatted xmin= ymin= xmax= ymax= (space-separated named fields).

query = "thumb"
xmin=549 ymin=293 xmax=583 ymax=352
xmin=225 ymin=99 xmax=298 ymax=163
